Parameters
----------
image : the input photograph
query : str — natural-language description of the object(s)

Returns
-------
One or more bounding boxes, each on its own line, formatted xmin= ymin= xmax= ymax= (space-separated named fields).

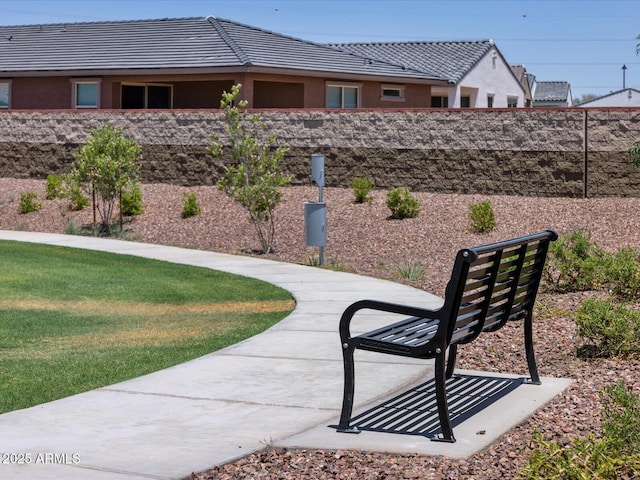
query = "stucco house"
xmin=576 ymin=88 xmax=640 ymax=107
xmin=330 ymin=40 xmax=526 ymax=108
xmin=0 ymin=16 xmax=452 ymax=110
xmin=0 ymin=16 xmax=527 ymax=111
xmin=510 ymin=65 xmax=533 ymax=107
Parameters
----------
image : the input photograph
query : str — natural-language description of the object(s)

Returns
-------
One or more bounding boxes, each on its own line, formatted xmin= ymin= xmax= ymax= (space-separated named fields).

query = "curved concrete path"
xmin=0 ymin=231 xmax=571 ymax=480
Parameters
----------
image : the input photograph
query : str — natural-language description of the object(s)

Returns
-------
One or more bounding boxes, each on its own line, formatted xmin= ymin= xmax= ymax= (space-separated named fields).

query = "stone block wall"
xmin=0 ymin=108 xmax=639 ymax=197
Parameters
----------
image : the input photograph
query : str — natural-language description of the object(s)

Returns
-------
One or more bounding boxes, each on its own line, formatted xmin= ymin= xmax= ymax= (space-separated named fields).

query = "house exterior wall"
xmin=1 ymin=73 xmax=433 ymax=110
xmin=577 ymin=89 xmax=640 ymax=108
xmin=1 ymin=108 xmax=639 ymax=197
xmin=455 ymin=48 xmax=525 ymax=108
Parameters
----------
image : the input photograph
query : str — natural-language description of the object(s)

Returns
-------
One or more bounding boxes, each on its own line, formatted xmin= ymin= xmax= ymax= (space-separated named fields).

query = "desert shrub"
xmin=395 ymin=261 xmax=425 ymax=282
xmin=65 ymin=183 xmax=90 ymax=211
xmin=18 ymin=192 xmax=41 ymax=214
xmin=46 ymin=174 xmax=65 ymax=200
xmin=522 ymin=381 xmax=640 ymax=479
xmin=350 ymin=177 xmax=374 ymax=203
xmin=386 ymin=187 xmax=420 ymax=219
xmin=121 ymin=183 xmax=144 ymax=216
xmin=544 ymin=229 xmax=608 ymax=293
xmin=574 ymin=298 xmax=640 ymax=358
xmin=600 ymin=381 xmax=640 ymax=456
xmin=605 ymin=247 xmax=640 ymax=301
xmin=181 ymin=192 xmax=201 ymax=218
xmin=468 ymin=200 xmax=496 ymax=233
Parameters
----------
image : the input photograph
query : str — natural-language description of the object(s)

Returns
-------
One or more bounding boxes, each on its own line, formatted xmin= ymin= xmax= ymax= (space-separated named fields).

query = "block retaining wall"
xmin=1 ymin=108 xmax=639 ymax=197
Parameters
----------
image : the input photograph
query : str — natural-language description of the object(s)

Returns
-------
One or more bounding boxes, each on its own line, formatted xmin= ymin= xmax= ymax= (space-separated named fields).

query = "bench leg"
xmin=337 ymin=343 xmax=360 ymax=434
xmin=524 ymin=312 xmax=541 ymax=385
xmin=445 ymin=344 xmax=458 ymax=379
xmin=432 ymin=349 xmax=456 ymax=443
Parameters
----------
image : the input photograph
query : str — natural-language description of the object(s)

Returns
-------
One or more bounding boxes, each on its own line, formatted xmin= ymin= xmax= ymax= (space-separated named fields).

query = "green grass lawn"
xmin=0 ymin=240 xmax=294 ymax=414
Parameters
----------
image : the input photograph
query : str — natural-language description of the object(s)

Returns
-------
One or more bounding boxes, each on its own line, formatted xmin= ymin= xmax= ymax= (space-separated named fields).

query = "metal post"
xmin=310 ymin=154 xmax=326 ymax=266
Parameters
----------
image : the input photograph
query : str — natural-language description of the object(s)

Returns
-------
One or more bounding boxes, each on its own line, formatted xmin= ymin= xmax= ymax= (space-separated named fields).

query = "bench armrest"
xmin=339 ymin=299 xmax=440 ymax=342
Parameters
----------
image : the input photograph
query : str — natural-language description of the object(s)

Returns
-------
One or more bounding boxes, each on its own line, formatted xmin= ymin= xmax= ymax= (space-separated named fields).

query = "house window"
xmin=327 ymin=84 xmax=360 ymax=108
xmin=507 ymin=96 xmax=518 ymax=108
xmin=460 ymin=96 xmax=471 ymax=108
xmin=381 ymin=84 xmax=405 ymax=101
xmin=122 ymin=83 xmax=173 ymax=109
xmin=487 ymin=95 xmax=494 ymax=108
xmin=73 ymin=80 xmax=100 ymax=108
xmin=0 ymin=81 xmax=10 ymax=108
xmin=431 ymin=96 xmax=448 ymax=108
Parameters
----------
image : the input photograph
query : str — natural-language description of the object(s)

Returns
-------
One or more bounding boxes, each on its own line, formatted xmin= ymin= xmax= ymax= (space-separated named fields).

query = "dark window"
xmin=121 ymin=84 xmax=172 ymax=109
xmin=148 ymin=86 xmax=171 ymax=109
xmin=122 ymin=85 xmax=145 ymax=109
xmin=431 ymin=96 xmax=448 ymax=108
xmin=460 ymin=96 xmax=471 ymax=108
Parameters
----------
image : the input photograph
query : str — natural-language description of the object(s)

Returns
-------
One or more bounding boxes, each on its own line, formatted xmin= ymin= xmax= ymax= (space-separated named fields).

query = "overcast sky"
xmin=1 ymin=0 xmax=639 ymax=100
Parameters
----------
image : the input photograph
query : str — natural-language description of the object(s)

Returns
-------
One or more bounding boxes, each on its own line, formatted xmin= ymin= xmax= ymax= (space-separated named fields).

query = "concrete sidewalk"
xmin=0 ymin=231 xmax=571 ymax=480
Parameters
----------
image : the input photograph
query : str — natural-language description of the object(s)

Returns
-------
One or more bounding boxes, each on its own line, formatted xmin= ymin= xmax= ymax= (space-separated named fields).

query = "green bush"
xmin=181 ymin=192 xmax=201 ymax=218
xmin=468 ymin=200 xmax=496 ymax=233
xmin=522 ymin=381 xmax=640 ymax=479
xmin=66 ymin=183 xmax=89 ymax=211
xmin=574 ymin=298 xmax=640 ymax=358
xmin=605 ymin=247 xmax=640 ymax=301
xmin=544 ymin=229 xmax=608 ymax=293
xmin=45 ymin=174 xmax=65 ymax=200
xmin=386 ymin=187 xmax=420 ymax=219
xmin=18 ymin=192 xmax=41 ymax=214
xmin=350 ymin=177 xmax=374 ymax=203
xmin=121 ymin=183 xmax=144 ymax=216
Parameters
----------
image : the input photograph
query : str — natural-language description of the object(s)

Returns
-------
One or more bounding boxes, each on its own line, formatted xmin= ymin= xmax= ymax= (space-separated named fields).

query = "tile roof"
xmin=533 ymin=81 xmax=571 ymax=102
xmin=328 ymin=41 xmax=495 ymax=84
xmin=0 ymin=16 xmax=444 ymax=81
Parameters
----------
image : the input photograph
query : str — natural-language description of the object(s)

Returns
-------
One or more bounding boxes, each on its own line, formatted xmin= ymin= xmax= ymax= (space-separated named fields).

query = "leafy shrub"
xmin=45 ymin=174 xmax=64 ymax=200
xmin=121 ymin=183 xmax=144 ymax=216
xmin=468 ymin=200 xmax=496 ymax=233
xmin=350 ymin=177 xmax=374 ymax=203
xmin=522 ymin=381 xmax=640 ymax=479
xmin=574 ymin=298 xmax=640 ymax=358
xmin=181 ymin=192 xmax=201 ymax=218
xmin=18 ymin=192 xmax=41 ymax=214
xmin=70 ymin=122 xmax=141 ymax=234
xmin=386 ymin=187 xmax=420 ymax=219
xmin=544 ymin=229 xmax=608 ymax=293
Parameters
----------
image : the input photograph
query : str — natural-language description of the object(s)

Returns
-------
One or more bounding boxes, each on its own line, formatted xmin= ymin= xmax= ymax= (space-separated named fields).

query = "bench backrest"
xmin=441 ymin=230 xmax=558 ymax=346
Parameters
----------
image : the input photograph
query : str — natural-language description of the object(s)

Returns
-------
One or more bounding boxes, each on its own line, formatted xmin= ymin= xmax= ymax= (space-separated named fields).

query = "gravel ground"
xmin=1 ymin=178 xmax=639 ymax=479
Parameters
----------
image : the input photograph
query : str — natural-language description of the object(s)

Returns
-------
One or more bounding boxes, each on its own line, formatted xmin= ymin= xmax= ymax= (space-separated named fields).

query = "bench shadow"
xmin=332 ymin=374 xmax=524 ymax=438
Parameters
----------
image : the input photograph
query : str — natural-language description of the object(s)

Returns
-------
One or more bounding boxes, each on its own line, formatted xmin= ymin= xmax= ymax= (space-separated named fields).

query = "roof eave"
xmin=0 ymin=65 xmax=450 ymax=85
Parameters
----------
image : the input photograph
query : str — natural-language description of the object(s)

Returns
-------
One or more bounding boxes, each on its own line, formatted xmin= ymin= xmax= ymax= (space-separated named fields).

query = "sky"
xmin=1 ymin=0 xmax=640 ymax=101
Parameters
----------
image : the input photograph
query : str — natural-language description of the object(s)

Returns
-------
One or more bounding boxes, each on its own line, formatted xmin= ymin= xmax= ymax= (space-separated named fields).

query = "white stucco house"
xmin=330 ymin=40 xmax=526 ymax=108
xmin=576 ymin=88 xmax=640 ymax=107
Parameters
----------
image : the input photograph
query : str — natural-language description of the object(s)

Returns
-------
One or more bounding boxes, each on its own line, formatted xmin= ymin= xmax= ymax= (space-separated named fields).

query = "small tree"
xmin=70 ymin=123 xmax=141 ymax=234
xmin=210 ymin=84 xmax=291 ymax=254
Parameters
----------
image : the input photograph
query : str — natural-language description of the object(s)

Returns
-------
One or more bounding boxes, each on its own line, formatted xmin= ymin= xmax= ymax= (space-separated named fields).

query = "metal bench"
xmin=336 ymin=230 xmax=558 ymax=443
